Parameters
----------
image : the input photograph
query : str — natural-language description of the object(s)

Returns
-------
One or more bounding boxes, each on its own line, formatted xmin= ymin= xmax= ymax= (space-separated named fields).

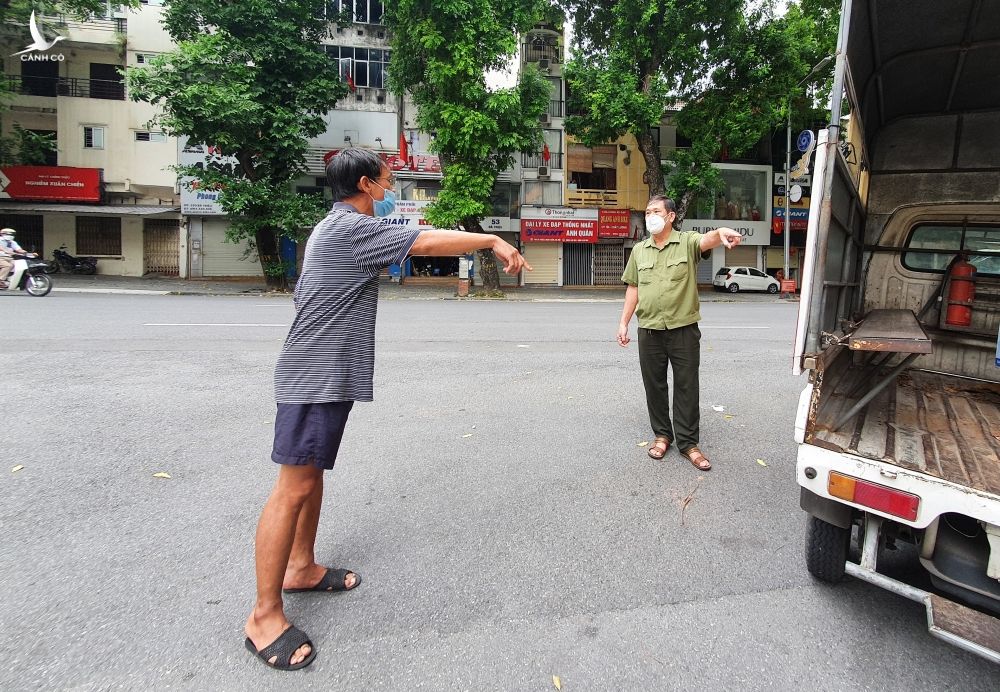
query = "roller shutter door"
xmin=202 ymin=219 xmax=262 ymax=276
xmin=563 ymin=243 xmax=592 ymax=285
xmin=522 ymin=242 xmax=560 ymax=285
xmin=725 ymin=244 xmax=758 ymax=269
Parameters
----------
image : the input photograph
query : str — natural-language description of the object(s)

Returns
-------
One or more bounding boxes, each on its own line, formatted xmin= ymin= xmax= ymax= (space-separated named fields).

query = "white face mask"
xmin=645 ymin=214 xmax=666 ymax=235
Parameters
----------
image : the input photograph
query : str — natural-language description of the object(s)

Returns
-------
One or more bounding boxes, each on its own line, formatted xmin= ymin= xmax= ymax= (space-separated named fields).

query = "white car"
xmin=713 ymin=266 xmax=780 ymax=293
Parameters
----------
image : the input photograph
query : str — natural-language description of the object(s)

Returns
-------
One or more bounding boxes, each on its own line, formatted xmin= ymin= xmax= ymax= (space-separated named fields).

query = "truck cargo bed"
xmin=810 ymin=369 xmax=1000 ymax=495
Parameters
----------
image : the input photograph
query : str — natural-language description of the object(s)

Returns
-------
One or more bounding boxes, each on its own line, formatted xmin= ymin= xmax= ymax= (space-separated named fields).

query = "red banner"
xmin=0 ymin=166 xmax=102 ymax=203
xmin=599 ymin=208 xmax=631 ymax=238
xmin=520 ymin=217 xmax=598 ymax=243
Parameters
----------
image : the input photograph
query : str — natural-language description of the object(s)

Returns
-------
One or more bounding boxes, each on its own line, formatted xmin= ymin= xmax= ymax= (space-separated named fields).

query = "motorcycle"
xmin=49 ymin=245 xmax=97 ymax=274
xmin=3 ymin=256 xmax=53 ymax=297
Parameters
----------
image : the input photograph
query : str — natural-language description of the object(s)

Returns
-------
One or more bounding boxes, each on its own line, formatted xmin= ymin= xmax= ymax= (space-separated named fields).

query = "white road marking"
xmin=700 ymin=326 xmax=770 ymax=329
xmin=143 ymin=323 xmax=288 ymax=327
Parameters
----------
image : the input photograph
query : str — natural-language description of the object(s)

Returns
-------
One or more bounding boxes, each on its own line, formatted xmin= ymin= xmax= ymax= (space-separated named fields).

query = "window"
xmin=523 ymin=181 xmax=562 ymax=206
xmin=688 ymin=164 xmax=768 ymax=221
xmin=76 ymin=217 xmax=122 ymax=255
xmin=134 ymin=131 xmax=167 ymax=142
xmin=327 ymin=46 xmax=391 ymax=89
xmin=749 ymin=268 xmax=767 ymax=278
xmin=325 ymin=0 xmax=384 ymax=24
xmin=135 ymin=53 xmax=159 ymax=64
xmin=83 ymin=126 xmax=105 ymax=149
xmin=735 ymin=268 xmax=748 ymax=275
xmin=903 ymin=224 xmax=1000 ymax=276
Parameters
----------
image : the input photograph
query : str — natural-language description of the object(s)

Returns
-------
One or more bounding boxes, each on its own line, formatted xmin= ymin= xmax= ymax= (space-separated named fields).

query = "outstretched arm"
xmin=699 ymin=227 xmax=743 ymax=252
xmin=408 ymin=230 xmax=532 ymax=274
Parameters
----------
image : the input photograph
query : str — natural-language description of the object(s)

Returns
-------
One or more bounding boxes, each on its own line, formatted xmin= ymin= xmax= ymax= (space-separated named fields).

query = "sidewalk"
xmin=50 ymin=273 xmax=794 ymax=302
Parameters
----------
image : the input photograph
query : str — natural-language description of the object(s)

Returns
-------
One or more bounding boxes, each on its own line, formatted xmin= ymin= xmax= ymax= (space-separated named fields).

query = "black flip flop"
xmin=283 ymin=567 xmax=361 ymax=594
xmin=244 ymin=625 xmax=317 ymax=671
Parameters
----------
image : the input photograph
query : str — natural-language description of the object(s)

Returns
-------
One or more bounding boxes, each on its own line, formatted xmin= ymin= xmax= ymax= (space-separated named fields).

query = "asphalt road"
xmin=1 ymin=292 xmax=995 ymax=690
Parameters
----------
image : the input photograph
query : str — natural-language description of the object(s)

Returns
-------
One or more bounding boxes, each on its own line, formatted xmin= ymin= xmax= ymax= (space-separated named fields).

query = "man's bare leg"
xmin=245 ymin=464 xmax=322 ymax=666
xmin=284 ymin=474 xmax=358 ymax=590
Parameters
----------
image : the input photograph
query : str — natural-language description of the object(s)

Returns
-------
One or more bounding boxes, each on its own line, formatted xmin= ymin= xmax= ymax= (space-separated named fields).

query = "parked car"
xmin=713 ymin=266 xmax=779 ymax=293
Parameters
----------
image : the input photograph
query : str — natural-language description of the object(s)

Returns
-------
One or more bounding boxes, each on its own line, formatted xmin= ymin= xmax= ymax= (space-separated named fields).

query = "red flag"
xmin=399 ymin=131 xmax=409 ymax=165
xmin=542 ymin=143 xmax=551 ymax=163
xmin=346 ymin=72 xmax=356 ymax=93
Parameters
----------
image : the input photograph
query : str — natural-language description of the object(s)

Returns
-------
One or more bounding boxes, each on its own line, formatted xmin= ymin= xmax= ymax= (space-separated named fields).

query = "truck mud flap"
xmin=844 ymin=562 xmax=1000 ymax=664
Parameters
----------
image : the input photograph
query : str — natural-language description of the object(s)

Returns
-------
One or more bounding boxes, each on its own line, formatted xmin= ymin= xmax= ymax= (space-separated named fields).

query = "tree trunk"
xmin=636 ymin=129 xmax=664 ymax=198
xmin=462 ymin=217 xmax=501 ymax=292
xmin=675 ymin=189 xmax=696 ymax=225
xmin=255 ymin=227 xmax=289 ymax=291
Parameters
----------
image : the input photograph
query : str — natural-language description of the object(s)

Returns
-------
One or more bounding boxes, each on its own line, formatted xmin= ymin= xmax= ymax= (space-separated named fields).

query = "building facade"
xmin=1 ymin=2 xmax=183 ymax=277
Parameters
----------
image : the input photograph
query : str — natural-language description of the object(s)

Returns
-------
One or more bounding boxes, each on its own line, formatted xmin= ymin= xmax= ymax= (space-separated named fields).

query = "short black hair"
xmin=647 ymin=195 xmax=677 ymax=212
xmin=326 ymin=148 xmax=385 ymax=201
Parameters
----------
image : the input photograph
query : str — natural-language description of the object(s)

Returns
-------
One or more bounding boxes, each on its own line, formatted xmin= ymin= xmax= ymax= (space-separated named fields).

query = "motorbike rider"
xmin=0 ymin=243 xmax=11 ymax=289
xmin=0 ymin=228 xmax=36 ymax=258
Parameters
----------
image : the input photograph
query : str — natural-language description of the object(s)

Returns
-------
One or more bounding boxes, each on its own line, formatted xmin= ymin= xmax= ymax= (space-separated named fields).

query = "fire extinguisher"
xmin=945 ymin=255 xmax=976 ymax=327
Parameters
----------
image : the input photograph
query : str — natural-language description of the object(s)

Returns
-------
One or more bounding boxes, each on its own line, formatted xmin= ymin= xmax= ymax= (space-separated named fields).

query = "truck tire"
xmin=805 ymin=515 xmax=850 ymax=583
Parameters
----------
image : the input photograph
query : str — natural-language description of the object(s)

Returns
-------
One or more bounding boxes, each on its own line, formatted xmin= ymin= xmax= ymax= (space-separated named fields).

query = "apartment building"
xmin=0 ymin=2 xmax=182 ymax=276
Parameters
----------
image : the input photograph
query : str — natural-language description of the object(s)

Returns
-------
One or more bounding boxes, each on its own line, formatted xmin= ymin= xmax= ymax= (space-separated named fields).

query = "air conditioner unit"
xmin=538 ymin=58 xmax=550 ymax=70
xmin=539 ymin=112 xmax=551 ymax=125
xmin=537 ymin=166 xmax=550 ymax=179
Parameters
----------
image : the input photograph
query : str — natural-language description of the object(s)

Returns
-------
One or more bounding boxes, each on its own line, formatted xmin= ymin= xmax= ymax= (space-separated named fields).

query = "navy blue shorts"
xmin=271 ymin=402 xmax=354 ymax=470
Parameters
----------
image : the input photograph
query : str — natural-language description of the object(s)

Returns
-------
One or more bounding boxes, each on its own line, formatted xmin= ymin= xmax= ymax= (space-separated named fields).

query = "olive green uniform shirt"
xmin=621 ymin=231 xmax=704 ymax=329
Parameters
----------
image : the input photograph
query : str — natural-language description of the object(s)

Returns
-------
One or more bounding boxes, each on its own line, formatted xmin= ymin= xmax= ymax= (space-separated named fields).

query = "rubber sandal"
xmin=681 ymin=446 xmax=712 ymax=471
xmin=244 ymin=625 xmax=317 ymax=671
xmin=283 ymin=567 xmax=361 ymax=594
xmin=647 ymin=436 xmax=671 ymax=460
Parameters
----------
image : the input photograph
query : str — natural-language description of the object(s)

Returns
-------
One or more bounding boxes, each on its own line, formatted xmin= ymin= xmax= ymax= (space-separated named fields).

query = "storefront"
xmin=520 ymin=207 xmax=598 ymax=286
xmin=681 ymin=162 xmax=774 ymax=279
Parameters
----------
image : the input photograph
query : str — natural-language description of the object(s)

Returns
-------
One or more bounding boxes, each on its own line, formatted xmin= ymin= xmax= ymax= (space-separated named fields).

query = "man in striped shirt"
xmin=244 ymin=148 xmax=531 ymax=670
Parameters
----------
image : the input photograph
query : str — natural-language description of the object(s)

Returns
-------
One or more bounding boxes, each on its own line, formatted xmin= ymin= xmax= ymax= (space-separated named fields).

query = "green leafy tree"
xmin=0 ymin=124 xmax=55 ymax=165
xmin=126 ymin=1 xmax=349 ymax=288
xmin=385 ymin=0 xmax=551 ymax=292
xmin=564 ymin=0 xmax=838 ymax=220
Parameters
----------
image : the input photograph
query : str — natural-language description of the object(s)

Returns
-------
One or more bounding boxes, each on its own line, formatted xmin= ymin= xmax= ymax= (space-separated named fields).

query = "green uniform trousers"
xmin=637 ymin=323 xmax=701 ymax=451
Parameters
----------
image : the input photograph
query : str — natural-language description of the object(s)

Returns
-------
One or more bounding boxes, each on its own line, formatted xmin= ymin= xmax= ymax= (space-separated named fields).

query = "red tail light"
xmin=828 ymin=472 xmax=920 ymax=521
xmin=726 ymin=273 xmax=732 ymax=280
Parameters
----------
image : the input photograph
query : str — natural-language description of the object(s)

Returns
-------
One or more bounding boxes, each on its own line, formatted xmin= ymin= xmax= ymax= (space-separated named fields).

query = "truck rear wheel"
xmin=806 ymin=515 xmax=850 ymax=583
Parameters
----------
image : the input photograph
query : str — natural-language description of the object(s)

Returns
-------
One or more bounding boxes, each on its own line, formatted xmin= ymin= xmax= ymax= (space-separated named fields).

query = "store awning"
xmin=0 ymin=203 xmax=180 ymax=216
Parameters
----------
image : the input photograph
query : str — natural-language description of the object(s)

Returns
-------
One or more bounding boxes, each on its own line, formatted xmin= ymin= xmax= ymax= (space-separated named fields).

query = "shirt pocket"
xmin=664 ymin=257 xmax=689 ymax=282
xmin=637 ymin=258 xmax=656 ymax=284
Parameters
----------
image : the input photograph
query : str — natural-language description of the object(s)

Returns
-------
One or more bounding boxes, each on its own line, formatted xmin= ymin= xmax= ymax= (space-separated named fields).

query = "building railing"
xmin=4 ymin=75 xmax=125 ymax=100
xmin=56 ymin=15 xmax=126 ymax=33
xmin=547 ymin=99 xmax=563 ymax=117
xmin=522 ymin=42 xmax=562 ymax=64
xmin=522 ymin=151 xmax=563 ymax=169
xmin=567 ymin=189 xmax=621 ymax=208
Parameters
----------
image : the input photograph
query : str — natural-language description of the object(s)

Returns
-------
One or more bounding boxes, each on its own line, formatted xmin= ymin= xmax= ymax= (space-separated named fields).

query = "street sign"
xmin=797 ymin=130 xmax=815 ymax=152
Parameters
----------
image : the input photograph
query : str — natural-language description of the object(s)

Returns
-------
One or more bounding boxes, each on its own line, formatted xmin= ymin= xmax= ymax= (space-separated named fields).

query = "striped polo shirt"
xmin=274 ymin=202 xmax=421 ymax=404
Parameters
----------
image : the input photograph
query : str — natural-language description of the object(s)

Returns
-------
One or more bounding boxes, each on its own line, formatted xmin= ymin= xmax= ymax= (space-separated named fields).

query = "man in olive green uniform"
xmin=618 ymin=195 xmax=743 ymax=471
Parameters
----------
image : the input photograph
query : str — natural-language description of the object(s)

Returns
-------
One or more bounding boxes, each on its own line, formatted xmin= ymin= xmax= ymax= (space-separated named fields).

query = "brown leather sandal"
xmin=681 ymin=446 xmax=712 ymax=471
xmin=647 ymin=436 xmax=671 ymax=460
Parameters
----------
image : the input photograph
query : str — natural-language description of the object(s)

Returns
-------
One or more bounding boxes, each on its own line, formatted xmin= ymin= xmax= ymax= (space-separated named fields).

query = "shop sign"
xmin=771 ymin=207 xmax=809 ymax=232
xmin=521 ymin=207 xmax=598 ymax=243
xmin=680 ymin=219 xmax=770 ymax=246
xmin=598 ymin=208 xmax=630 ymax=238
xmin=178 ymin=137 xmax=238 ymax=215
xmin=0 ymin=166 xmax=101 ymax=202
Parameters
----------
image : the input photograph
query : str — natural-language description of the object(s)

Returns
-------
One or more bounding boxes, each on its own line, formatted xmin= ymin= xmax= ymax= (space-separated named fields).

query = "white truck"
xmin=794 ymin=0 xmax=1000 ymax=663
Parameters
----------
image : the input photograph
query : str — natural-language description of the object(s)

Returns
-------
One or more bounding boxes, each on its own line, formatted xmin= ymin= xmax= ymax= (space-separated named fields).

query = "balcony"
xmin=522 ymin=33 xmax=562 ymax=65
xmin=547 ymin=99 xmax=563 ymax=117
xmin=567 ymin=189 xmax=621 ymax=208
xmin=5 ymin=75 xmax=125 ymax=100
xmin=522 ymin=151 xmax=563 ymax=169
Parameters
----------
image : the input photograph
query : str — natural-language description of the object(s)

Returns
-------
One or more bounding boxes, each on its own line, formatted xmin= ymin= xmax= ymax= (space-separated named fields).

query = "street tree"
xmin=563 ymin=0 xmax=839 ymax=220
xmin=126 ymin=1 xmax=349 ymax=288
xmin=385 ymin=0 xmax=551 ymax=292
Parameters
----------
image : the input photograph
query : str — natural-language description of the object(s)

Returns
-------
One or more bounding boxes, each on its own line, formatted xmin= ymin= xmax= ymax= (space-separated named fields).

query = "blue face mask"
xmin=369 ymin=181 xmax=396 ymax=217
